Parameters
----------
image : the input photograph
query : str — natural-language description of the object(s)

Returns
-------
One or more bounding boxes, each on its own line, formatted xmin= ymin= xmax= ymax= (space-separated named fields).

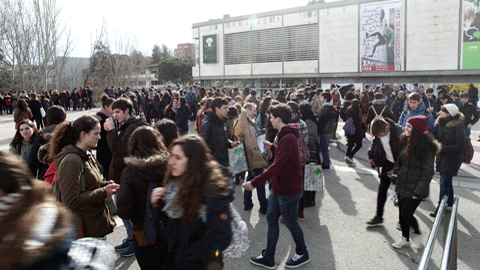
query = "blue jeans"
xmin=265 ymin=191 xmax=307 ymax=259
xmin=123 ymin=219 xmax=133 ymax=241
xmin=244 ymin=168 xmax=268 ymax=209
xmin=318 ymin=134 xmax=331 ymax=167
xmin=465 ymin=128 xmax=471 ymax=138
xmin=439 ymin=174 xmax=454 ymax=207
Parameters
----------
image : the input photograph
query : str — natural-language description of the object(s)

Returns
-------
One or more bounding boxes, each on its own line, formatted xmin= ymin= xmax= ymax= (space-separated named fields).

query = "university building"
xmin=191 ymin=0 xmax=480 ymax=90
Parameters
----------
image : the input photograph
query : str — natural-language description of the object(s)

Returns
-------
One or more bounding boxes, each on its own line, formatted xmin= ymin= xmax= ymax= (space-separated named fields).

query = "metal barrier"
xmin=418 ymin=196 xmax=459 ymax=270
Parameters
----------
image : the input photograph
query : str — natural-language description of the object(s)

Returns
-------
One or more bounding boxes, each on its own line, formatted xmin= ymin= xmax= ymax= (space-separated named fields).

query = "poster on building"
xmin=443 ymin=83 xmax=479 ymax=94
xmin=462 ymin=0 xmax=480 ymax=69
xmin=360 ymin=0 xmax=402 ymax=72
xmin=203 ymin=35 xmax=217 ymax=64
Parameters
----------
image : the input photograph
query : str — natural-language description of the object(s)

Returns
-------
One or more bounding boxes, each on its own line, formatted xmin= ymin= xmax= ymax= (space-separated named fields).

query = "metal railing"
xmin=418 ymin=195 xmax=460 ymax=270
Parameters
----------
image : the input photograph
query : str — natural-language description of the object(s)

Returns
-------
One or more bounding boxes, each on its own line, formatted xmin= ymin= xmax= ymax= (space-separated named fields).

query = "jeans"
xmin=346 ymin=135 xmax=362 ymax=158
xmin=376 ymin=162 xmax=395 ymax=218
xmin=122 ymin=219 xmax=133 ymax=241
xmin=465 ymin=128 xmax=471 ymax=138
xmin=244 ymin=168 xmax=268 ymax=209
xmin=318 ymin=134 xmax=330 ymax=167
xmin=398 ymin=196 xmax=421 ymax=240
xmin=439 ymin=174 xmax=454 ymax=207
xmin=265 ymin=191 xmax=307 ymax=259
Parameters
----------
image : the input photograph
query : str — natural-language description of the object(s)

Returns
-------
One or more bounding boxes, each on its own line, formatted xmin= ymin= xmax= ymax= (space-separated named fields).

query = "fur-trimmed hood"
xmin=124 ymin=153 xmax=169 ymax=182
xmin=435 ymin=112 xmax=465 ymax=128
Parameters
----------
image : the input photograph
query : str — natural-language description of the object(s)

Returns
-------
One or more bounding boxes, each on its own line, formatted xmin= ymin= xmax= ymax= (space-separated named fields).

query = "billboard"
xmin=360 ymin=0 xmax=402 ymax=72
xmin=203 ymin=35 xmax=218 ymax=64
xmin=462 ymin=0 xmax=480 ymax=69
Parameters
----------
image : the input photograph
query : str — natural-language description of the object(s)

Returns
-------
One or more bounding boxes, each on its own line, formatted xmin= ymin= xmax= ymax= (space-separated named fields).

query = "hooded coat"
xmin=434 ymin=113 xmax=466 ymax=176
xmin=397 ymin=101 xmax=435 ymax=133
xmin=54 ymin=145 xmax=115 ymax=237
xmin=366 ymin=99 xmax=395 ymax=126
xmin=234 ymin=110 xmax=268 ymax=170
xmin=199 ymin=111 xmax=231 ymax=167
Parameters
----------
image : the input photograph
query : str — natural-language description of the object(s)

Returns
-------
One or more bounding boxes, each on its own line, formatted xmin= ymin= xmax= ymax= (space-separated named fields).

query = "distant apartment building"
xmin=174 ymin=43 xmax=194 ymax=59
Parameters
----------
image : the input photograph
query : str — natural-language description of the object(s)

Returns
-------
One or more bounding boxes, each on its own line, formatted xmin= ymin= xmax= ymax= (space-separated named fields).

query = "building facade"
xmin=191 ymin=0 xmax=480 ymax=89
xmin=174 ymin=43 xmax=195 ymax=60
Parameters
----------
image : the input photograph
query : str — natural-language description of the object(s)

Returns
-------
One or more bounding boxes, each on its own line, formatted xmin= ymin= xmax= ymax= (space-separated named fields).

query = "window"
xmin=283 ymin=24 xmax=318 ymax=62
xmin=225 ymin=31 xmax=252 ymax=65
xmin=151 ymin=80 xmax=161 ymax=85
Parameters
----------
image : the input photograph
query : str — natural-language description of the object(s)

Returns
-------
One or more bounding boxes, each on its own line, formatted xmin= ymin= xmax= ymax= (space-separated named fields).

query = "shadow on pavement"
xmin=324 ymin=167 xmax=357 ymax=216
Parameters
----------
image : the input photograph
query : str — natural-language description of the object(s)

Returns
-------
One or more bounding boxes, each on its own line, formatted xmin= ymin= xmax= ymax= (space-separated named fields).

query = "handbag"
xmin=463 ymin=138 xmax=474 ymax=163
xmin=303 ymin=163 xmax=324 ymax=191
xmin=343 ymin=117 xmax=356 ymax=136
xmin=228 ymin=144 xmax=249 ymax=175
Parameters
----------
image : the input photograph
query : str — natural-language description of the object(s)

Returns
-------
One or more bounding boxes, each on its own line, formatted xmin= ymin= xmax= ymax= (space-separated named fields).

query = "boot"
xmin=304 ymin=191 xmax=316 ymax=207
xmin=298 ymin=208 xmax=304 ymax=220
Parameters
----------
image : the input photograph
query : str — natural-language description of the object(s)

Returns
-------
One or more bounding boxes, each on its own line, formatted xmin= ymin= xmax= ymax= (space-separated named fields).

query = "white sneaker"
xmin=392 ymin=237 xmax=409 ymax=248
xmin=410 ymin=233 xmax=422 ymax=249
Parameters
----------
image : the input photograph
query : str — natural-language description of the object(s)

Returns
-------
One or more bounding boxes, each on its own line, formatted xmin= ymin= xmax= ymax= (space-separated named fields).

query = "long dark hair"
xmin=399 ymin=129 xmax=440 ymax=163
xmin=347 ymin=99 xmax=362 ymax=119
xmin=164 ymin=135 xmax=230 ymax=224
xmin=16 ymin=99 xmax=28 ymax=111
xmin=128 ymin=126 xmax=168 ymax=158
xmin=45 ymin=105 xmax=66 ymax=126
xmin=50 ymin=115 xmax=99 ymax=158
xmin=154 ymin=119 xmax=179 ymax=148
xmin=10 ymin=119 xmax=38 ymax=147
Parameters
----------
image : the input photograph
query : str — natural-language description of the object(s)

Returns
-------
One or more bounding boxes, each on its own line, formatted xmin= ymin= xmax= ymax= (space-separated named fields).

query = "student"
xmin=150 ymin=135 xmax=233 ymax=270
xmin=391 ymin=116 xmax=440 ymax=249
xmin=398 ymin=93 xmax=435 ymax=132
xmin=458 ymin=92 xmax=479 ymax=138
xmin=244 ymin=104 xmax=309 ymax=269
xmin=344 ymin=100 xmax=366 ymax=165
xmin=9 ymin=119 xmax=38 ymax=163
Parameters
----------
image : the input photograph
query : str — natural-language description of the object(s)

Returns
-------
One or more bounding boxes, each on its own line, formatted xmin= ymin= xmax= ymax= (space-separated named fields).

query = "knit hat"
xmin=407 ymin=116 xmax=428 ymax=133
xmin=442 ymin=103 xmax=459 ymax=117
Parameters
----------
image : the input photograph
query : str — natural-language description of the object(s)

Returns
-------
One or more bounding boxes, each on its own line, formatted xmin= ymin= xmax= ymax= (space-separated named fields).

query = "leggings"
xmin=398 ymin=196 xmax=421 ymax=240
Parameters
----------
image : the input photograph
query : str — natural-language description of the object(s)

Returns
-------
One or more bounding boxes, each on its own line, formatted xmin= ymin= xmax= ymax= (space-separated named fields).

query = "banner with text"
xmin=203 ymin=35 xmax=218 ymax=64
xmin=462 ymin=0 xmax=480 ymax=69
xmin=360 ymin=0 xmax=402 ymax=72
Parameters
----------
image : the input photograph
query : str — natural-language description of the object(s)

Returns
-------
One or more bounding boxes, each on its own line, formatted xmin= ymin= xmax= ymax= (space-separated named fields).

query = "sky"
xmin=60 ymin=0 xmax=325 ymax=58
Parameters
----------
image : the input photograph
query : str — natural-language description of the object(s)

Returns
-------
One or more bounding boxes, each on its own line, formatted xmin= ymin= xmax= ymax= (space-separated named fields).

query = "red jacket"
xmin=251 ymin=124 xmax=302 ymax=196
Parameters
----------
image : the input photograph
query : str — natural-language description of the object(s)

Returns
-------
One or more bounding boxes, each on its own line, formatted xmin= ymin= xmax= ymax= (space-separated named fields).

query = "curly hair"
xmin=399 ymin=128 xmax=441 ymax=163
xmin=164 ymin=135 xmax=230 ymax=224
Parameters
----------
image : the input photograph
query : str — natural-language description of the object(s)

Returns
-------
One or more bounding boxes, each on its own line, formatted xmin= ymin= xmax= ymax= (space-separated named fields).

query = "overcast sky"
xmin=61 ymin=0 xmax=330 ymax=58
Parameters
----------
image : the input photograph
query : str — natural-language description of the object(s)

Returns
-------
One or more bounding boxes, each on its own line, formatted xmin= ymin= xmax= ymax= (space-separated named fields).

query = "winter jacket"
xmin=366 ymin=99 xmax=395 ymax=126
xmin=107 ymin=117 xmax=147 ymax=183
xmin=368 ymin=118 xmax=403 ymax=167
xmin=397 ymin=102 xmax=435 ymax=132
xmin=28 ymin=100 xmax=43 ymax=120
xmin=28 ymin=122 xmax=62 ymax=179
xmin=391 ymin=97 xmax=405 ymax=121
xmin=117 ymin=153 xmax=168 ymax=236
xmin=9 ymin=140 xmax=33 ymax=164
xmin=175 ymin=105 xmax=191 ymax=134
xmin=163 ymin=189 xmax=233 ymax=270
xmin=434 ymin=114 xmax=466 ymax=176
xmin=392 ymin=149 xmax=435 ymax=199
xmin=14 ymin=107 xmax=33 ymax=125
xmin=199 ymin=111 xmax=231 ymax=167
xmin=234 ymin=110 xmax=268 ymax=170
xmin=54 ymin=145 xmax=115 ymax=237
xmin=459 ymin=102 xmax=480 ymax=127
xmin=96 ymin=110 xmax=112 ymax=179
xmin=317 ymin=102 xmax=336 ymax=135
xmin=345 ymin=109 xmax=366 ymax=139
xmin=251 ymin=124 xmax=302 ymax=196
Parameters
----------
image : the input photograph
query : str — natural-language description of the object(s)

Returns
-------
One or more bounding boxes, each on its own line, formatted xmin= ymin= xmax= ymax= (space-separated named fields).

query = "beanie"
xmin=407 ymin=116 xmax=428 ymax=133
xmin=442 ymin=103 xmax=459 ymax=117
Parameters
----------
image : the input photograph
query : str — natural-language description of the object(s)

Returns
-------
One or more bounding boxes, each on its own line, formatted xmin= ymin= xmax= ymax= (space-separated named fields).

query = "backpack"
xmin=343 ymin=117 xmax=356 ymax=136
xmin=298 ymin=135 xmax=310 ymax=165
xmin=372 ymin=106 xmax=386 ymax=122
xmin=222 ymin=203 xmax=249 ymax=259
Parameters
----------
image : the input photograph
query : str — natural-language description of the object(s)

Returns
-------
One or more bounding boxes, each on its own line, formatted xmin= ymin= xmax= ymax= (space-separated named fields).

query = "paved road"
xmin=1 ymin=110 xmax=479 ymax=269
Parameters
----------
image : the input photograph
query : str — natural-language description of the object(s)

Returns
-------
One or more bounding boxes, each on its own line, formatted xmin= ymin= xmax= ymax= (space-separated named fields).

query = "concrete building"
xmin=174 ymin=43 xmax=195 ymax=60
xmin=191 ymin=0 xmax=480 ymax=90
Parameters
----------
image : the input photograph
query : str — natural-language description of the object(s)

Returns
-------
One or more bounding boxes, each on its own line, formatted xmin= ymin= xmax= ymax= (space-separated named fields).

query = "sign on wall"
xmin=360 ymin=0 xmax=402 ymax=72
xmin=203 ymin=35 xmax=218 ymax=64
xmin=462 ymin=0 xmax=480 ymax=69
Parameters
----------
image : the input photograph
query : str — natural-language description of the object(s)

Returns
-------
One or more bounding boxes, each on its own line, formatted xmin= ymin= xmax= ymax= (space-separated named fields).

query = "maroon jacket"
xmin=251 ymin=124 xmax=302 ymax=196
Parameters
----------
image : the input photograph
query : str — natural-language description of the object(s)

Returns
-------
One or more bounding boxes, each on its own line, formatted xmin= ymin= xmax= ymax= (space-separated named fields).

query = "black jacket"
xmin=28 ymin=122 xmax=62 ymax=179
xmin=459 ymin=102 xmax=480 ymax=127
xmin=106 ymin=117 xmax=147 ymax=183
xmin=317 ymin=103 xmax=336 ymax=135
xmin=175 ymin=105 xmax=191 ymax=134
xmin=434 ymin=114 xmax=466 ymax=176
xmin=199 ymin=111 xmax=231 ymax=167
xmin=366 ymin=99 xmax=395 ymax=126
xmin=96 ymin=111 xmax=112 ymax=179
xmin=368 ymin=118 xmax=403 ymax=168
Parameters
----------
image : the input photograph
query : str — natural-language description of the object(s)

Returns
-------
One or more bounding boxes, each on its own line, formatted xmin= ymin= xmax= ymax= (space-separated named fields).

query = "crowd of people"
xmin=0 ymin=81 xmax=478 ymax=269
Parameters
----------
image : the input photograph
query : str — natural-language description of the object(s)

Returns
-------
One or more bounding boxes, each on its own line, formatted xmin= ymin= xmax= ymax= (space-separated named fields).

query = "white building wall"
xmin=199 ymin=24 xmax=224 ymax=77
xmin=319 ymin=5 xmax=359 ymax=73
xmin=251 ymin=15 xmax=282 ymax=31
xmin=283 ymin=10 xmax=318 ymax=27
xmin=225 ymin=64 xmax=251 ymax=76
xmin=406 ymin=0 xmax=459 ymax=71
xmin=252 ymin=63 xmax=282 ymax=75
xmin=284 ymin=61 xmax=318 ymax=74
xmin=224 ymin=19 xmax=251 ymax=34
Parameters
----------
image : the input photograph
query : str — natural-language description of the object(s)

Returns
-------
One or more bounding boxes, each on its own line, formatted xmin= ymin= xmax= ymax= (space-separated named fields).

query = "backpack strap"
xmin=372 ymin=106 xmax=379 ymax=116
xmin=379 ymin=106 xmax=386 ymax=116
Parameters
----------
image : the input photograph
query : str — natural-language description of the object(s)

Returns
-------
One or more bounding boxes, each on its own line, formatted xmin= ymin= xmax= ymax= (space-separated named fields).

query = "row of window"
xmin=224 ymin=24 xmax=319 ymax=65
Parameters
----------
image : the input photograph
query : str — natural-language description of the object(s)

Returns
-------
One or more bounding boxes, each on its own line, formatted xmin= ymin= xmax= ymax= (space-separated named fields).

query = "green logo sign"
xmin=235 ymin=148 xmax=244 ymax=156
xmin=203 ymin=35 xmax=217 ymax=64
xmin=314 ymin=168 xmax=322 ymax=177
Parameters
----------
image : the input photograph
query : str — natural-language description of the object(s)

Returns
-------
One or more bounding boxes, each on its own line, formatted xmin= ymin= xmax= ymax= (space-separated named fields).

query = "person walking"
xmin=391 ymin=116 xmax=440 ymax=249
xmin=149 ymin=135 xmax=233 ymax=270
xmin=244 ymin=103 xmax=309 ymax=269
xmin=430 ymin=104 xmax=466 ymax=217
xmin=344 ymin=99 xmax=366 ymax=166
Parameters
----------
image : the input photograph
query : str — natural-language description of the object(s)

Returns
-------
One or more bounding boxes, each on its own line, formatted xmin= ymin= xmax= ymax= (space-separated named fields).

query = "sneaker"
xmin=392 ymin=237 xmax=409 ymax=249
xmin=244 ymin=204 xmax=254 ymax=211
xmin=285 ymin=251 xmax=310 ymax=268
xmin=429 ymin=212 xmax=436 ymax=218
xmin=396 ymin=222 xmax=402 ymax=231
xmin=410 ymin=233 xmax=422 ymax=249
xmin=259 ymin=208 xmax=267 ymax=215
xmin=250 ymin=249 xmax=275 ymax=269
xmin=345 ymin=156 xmax=355 ymax=164
xmin=366 ymin=217 xmax=383 ymax=227
xmin=114 ymin=239 xmax=132 ymax=251
xmin=120 ymin=242 xmax=135 ymax=257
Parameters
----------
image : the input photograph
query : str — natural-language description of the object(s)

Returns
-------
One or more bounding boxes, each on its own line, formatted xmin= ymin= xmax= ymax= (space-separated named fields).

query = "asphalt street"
xmin=0 ymin=109 xmax=478 ymax=270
